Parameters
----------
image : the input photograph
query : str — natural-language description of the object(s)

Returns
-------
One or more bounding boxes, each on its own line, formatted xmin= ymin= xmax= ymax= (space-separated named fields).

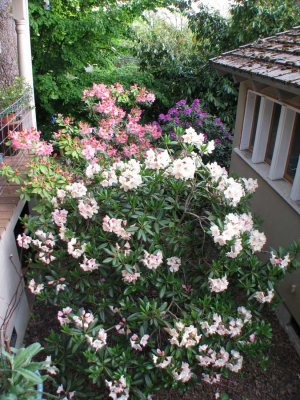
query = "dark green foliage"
xmin=29 ymin=0 xmax=173 ymax=126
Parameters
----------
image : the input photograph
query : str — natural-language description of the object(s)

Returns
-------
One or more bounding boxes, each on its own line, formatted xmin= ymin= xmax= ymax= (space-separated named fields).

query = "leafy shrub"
xmin=0 ymin=343 xmax=55 ymax=400
xmin=2 ymin=83 xmax=300 ymax=399
xmin=158 ymin=99 xmax=233 ymax=168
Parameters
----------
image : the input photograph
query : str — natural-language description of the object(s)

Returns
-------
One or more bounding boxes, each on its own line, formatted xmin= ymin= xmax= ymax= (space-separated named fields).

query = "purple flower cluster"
xmin=158 ymin=99 xmax=233 ymax=168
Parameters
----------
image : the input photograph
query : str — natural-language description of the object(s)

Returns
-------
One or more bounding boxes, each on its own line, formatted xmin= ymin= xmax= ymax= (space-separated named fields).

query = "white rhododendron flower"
xmin=145 ymin=149 xmax=171 ymax=170
xmin=167 ymin=323 xmax=201 ymax=348
xmin=66 ymin=182 xmax=87 ymax=198
xmin=223 ymin=178 xmax=245 ymax=207
xmin=182 ymin=127 xmax=205 ymax=147
xmin=85 ymin=162 xmax=101 ymax=178
xmin=208 ymin=276 xmax=229 ymax=293
xmin=249 ymin=230 xmax=266 ymax=253
xmin=67 ymin=238 xmax=86 ymax=259
xmin=166 ymin=256 xmax=181 ymax=272
xmin=270 ymin=252 xmax=290 ymax=270
xmin=242 ymin=177 xmax=258 ymax=194
xmin=130 ymin=334 xmax=150 ymax=351
xmin=254 ymin=289 xmax=274 ymax=303
xmin=167 ymin=157 xmax=196 ymax=180
xmin=52 ymin=209 xmax=68 ymax=227
xmin=102 ymin=216 xmax=131 ymax=240
xmin=153 ymin=350 xmax=173 ymax=369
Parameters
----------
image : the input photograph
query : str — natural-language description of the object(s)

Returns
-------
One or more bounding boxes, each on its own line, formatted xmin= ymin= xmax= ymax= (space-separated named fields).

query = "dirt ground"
xmin=26 ymin=306 xmax=300 ymax=400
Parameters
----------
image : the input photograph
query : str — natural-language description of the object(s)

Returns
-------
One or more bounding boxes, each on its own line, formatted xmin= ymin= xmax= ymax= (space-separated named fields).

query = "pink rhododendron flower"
xmin=105 ymin=375 xmax=129 ymax=400
xmin=78 ymin=197 xmax=99 ymax=219
xmin=102 ymin=215 xmax=131 ymax=240
xmin=52 ymin=209 xmax=68 ymax=227
xmin=142 ymin=250 xmax=163 ymax=270
xmin=17 ymin=233 xmax=32 ymax=249
xmin=28 ymin=279 xmax=44 ymax=295
xmin=80 ymin=256 xmax=99 ymax=272
xmin=173 ymin=362 xmax=193 ymax=383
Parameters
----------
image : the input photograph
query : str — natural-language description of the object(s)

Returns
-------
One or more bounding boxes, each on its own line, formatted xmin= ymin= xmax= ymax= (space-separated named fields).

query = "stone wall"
xmin=0 ymin=0 xmax=18 ymax=86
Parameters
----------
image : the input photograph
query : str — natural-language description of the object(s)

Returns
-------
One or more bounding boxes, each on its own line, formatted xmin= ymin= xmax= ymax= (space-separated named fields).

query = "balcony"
xmin=0 ymin=94 xmax=33 ymax=237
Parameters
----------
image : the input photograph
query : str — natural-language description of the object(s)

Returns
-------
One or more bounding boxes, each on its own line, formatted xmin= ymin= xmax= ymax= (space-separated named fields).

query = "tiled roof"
xmin=210 ymin=26 xmax=300 ymax=91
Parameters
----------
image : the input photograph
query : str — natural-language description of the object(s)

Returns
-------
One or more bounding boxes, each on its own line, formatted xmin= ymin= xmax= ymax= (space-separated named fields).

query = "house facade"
xmin=0 ymin=0 xmax=36 ymax=348
xmin=211 ymin=27 xmax=300 ymax=345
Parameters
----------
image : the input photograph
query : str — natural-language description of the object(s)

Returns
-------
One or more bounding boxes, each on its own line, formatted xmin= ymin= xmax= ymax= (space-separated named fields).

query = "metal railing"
xmin=0 ymin=93 xmax=33 ymax=196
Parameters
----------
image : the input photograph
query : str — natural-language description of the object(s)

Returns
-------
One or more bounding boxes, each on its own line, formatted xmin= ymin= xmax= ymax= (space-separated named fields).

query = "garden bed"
xmin=26 ymin=304 xmax=300 ymax=400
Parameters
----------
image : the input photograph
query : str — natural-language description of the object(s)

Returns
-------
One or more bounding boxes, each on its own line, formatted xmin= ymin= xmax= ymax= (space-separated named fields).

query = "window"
xmin=265 ymin=102 xmax=282 ymax=164
xmin=285 ymin=113 xmax=300 ymax=182
xmin=249 ymin=96 xmax=261 ymax=150
xmin=240 ymin=90 xmax=300 ymax=202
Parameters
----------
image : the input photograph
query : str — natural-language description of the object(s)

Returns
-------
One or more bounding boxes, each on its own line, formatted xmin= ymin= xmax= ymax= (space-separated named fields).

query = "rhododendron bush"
xmin=2 ymin=83 xmax=300 ymax=400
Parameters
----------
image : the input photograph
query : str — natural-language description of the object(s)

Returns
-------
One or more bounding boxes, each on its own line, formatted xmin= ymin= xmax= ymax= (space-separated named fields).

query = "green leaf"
xmin=14 ymin=343 xmax=42 ymax=369
xmin=15 ymin=368 xmax=43 ymax=385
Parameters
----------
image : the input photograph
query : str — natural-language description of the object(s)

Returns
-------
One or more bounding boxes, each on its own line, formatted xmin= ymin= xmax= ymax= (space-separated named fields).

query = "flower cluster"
xmin=145 ymin=149 xmax=171 ymax=170
xmin=166 ymin=257 xmax=181 ymax=272
xmin=166 ymin=157 xmax=196 ymax=180
xmin=78 ymin=197 xmax=99 ymax=219
xmin=152 ymin=349 xmax=173 ymax=369
xmin=208 ymin=276 xmax=229 ymax=293
xmin=270 ymin=252 xmax=290 ymax=270
xmin=8 ymin=128 xmax=53 ymax=155
xmin=102 ymin=215 xmax=132 ymax=240
xmin=31 ymin=230 xmax=56 ymax=264
xmin=86 ymin=329 xmax=107 ymax=351
xmin=201 ymin=308 xmax=252 ymax=338
xmin=197 ymin=346 xmax=243 ymax=373
xmin=28 ymin=278 xmax=44 ymax=295
xmin=210 ymin=213 xmax=266 ymax=255
xmin=158 ymin=99 xmax=233 ymax=168
xmin=142 ymin=250 xmax=163 ymax=270
xmin=101 ymin=159 xmax=142 ymax=191
xmin=80 ymin=83 xmax=160 ymax=160
xmin=130 ymin=334 xmax=150 ymax=351
xmin=173 ymin=362 xmax=193 ymax=383
xmin=254 ymin=289 xmax=275 ymax=303
xmin=105 ymin=376 xmax=129 ymax=400
xmin=167 ymin=322 xmax=202 ymax=348
xmin=182 ymin=127 xmax=215 ymax=154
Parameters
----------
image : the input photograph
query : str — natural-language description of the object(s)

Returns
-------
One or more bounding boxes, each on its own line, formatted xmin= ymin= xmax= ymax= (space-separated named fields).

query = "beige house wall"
xmin=231 ymin=79 xmax=300 ymax=248
xmin=230 ymin=78 xmax=300 ymax=326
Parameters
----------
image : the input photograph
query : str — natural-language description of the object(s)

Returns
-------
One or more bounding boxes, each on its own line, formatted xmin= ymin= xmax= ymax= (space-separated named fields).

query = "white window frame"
xmin=240 ymin=90 xmax=300 ymax=202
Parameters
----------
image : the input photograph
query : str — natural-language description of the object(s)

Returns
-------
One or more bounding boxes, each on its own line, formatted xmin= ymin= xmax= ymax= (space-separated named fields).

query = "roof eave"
xmin=210 ymin=59 xmax=300 ymax=97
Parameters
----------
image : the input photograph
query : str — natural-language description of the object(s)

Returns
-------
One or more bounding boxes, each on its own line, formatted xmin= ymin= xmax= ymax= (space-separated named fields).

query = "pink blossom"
xmin=142 ymin=250 xmax=163 ymax=270
xmin=17 ymin=233 xmax=32 ymax=249
xmin=80 ymin=256 xmax=99 ymax=272
xmin=52 ymin=209 xmax=68 ymax=227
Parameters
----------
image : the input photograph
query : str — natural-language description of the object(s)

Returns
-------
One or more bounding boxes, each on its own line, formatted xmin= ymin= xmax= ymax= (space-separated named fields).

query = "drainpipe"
xmin=13 ymin=0 xmax=37 ymax=129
